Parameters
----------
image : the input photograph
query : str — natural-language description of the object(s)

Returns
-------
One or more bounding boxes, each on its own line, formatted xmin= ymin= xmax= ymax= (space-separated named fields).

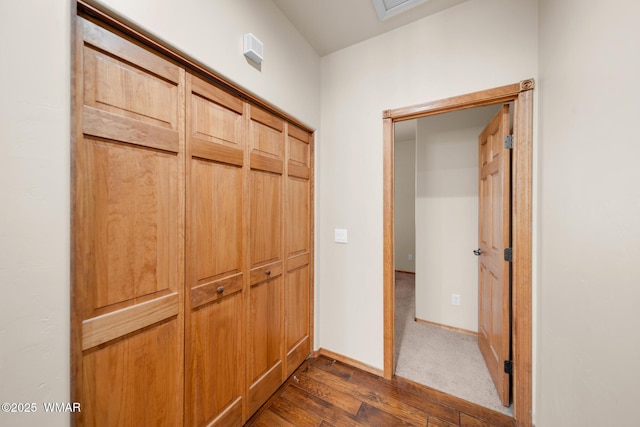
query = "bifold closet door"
xmin=284 ymin=125 xmax=313 ymax=376
xmin=73 ymin=17 xmax=184 ymax=426
xmin=247 ymin=106 xmax=285 ymax=415
xmin=185 ymin=74 xmax=246 ymax=426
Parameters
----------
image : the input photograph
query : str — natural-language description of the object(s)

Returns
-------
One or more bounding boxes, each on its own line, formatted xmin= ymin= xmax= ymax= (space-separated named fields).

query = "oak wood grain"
xmin=248 ymin=356 xmax=517 ymax=427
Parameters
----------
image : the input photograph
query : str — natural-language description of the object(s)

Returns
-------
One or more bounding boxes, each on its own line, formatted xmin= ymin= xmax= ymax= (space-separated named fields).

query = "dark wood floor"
xmin=246 ymin=356 xmax=515 ymax=427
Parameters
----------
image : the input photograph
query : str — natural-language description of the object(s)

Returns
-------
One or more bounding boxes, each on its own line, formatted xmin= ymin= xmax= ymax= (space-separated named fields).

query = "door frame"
xmin=382 ymin=79 xmax=534 ymax=427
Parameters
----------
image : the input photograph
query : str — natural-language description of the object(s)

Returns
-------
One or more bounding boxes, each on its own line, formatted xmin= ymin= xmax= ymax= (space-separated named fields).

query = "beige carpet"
xmin=394 ymin=272 xmax=513 ymax=416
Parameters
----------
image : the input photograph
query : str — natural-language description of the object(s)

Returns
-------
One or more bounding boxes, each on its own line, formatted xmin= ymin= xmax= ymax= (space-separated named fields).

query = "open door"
xmin=476 ymin=104 xmax=511 ymax=406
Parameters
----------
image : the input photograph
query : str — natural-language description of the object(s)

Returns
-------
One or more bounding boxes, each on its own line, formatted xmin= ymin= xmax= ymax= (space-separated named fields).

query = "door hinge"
xmin=504 ymin=247 xmax=513 ymax=262
xmin=504 ymin=360 xmax=513 ymax=375
xmin=504 ymin=134 xmax=514 ymax=149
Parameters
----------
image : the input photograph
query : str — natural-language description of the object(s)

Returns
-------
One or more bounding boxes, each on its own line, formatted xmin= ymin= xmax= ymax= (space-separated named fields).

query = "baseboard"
xmin=313 ymin=348 xmax=383 ymax=377
xmin=414 ymin=317 xmax=478 ymax=337
xmin=394 ymin=269 xmax=415 ymax=275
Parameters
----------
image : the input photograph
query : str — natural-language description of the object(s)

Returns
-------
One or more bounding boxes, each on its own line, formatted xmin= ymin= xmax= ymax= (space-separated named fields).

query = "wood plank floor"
xmin=246 ymin=356 xmax=515 ymax=427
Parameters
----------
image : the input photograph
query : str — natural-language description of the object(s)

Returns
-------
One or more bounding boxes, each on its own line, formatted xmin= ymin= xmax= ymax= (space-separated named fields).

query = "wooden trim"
xmin=394 ymin=270 xmax=415 ymax=275
xmin=191 ymin=137 xmax=244 ymax=166
xmin=82 ymin=293 xmax=179 ymax=350
xmin=413 ymin=318 xmax=478 ymax=337
xmin=250 ymin=153 xmax=284 ymax=175
xmin=512 ymin=87 xmax=533 ymax=427
xmin=383 ymin=116 xmax=395 ymax=380
xmin=383 ymin=80 xmax=534 ymax=427
xmin=383 ymin=81 xmax=524 ymax=122
xmin=314 ymin=348 xmax=384 ymax=377
xmin=309 ymin=131 xmax=316 ymax=363
xmin=82 ymin=106 xmax=180 ymax=153
xmin=70 ymin=2 xmax=80 ymax=422
xmin=76 ymin=0 xmax=313 ymax=133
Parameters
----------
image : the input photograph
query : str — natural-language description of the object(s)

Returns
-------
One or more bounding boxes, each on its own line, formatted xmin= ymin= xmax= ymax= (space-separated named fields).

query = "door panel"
xmin=185 ymin=73 xmax=245 ymax=426
xmin=284 ymin=263 xmax=310 ymax=375
xmin=286 ymin=178 xmax=310 ymax=257
xmin=247 ymin=275 xmax=283 ymax=415
xmin=249 ymin=170 xmax=283 ymax=267
xmin=284 ymin=125 xmax=312 ymax=375
xmin=247 ymin=107 xmax=285 ymax=414
xmin=82 ymin=320 xmax=182 ymax=426
xmin=477 ymin=104 xmax=511 ymax=406
xmin=193 ymin=160 xmax=242 ymax=282
xmin=75 ymin=17 xmax=184 ymax=426
xmin=189 ymin=294 xmax=243 ymax=427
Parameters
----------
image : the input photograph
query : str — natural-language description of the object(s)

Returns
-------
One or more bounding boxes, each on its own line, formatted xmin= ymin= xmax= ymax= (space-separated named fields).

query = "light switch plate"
xmin=334 ymin=228 xmax=348 ymax=244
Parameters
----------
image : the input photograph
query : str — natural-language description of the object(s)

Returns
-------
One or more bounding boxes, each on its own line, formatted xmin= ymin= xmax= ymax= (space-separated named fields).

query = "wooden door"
xmin=73 ymin=17 xmax=184 ymax=426
xmin=184 ymin=74 xmax=246 ymax=426
xmin=247 ymin=106 xmax=285 ymax=415
xmin=477 ymin=104 xmax=511 ymax=406
xmin=284 ymin=125 xmax=313 ymax=376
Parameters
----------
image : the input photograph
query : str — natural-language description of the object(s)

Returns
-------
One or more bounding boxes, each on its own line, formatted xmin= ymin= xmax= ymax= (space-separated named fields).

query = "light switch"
xmin=334 ymin=228 xmax=348 ymax=244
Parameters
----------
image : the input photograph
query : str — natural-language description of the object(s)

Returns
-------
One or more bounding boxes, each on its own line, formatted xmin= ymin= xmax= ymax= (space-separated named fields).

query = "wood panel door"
xmin=477 ymin=104 xmax=511 ymax=406
xmin=185 ymin=74 xmax=246 ymax=427
xmin=247 ymin=106 xmax=285 ymax=415
xmin=73 ymin=17 xmax=184 ymax=426
xmin=284 ymin=125 xmax=313 ymax=376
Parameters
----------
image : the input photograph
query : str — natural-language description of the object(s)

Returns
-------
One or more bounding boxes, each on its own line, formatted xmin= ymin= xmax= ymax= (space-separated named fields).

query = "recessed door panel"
xmin=250 ymin=170 xmax=282 ymax=268
xmin=189 ymin=293 xmax=243 ymax=427
xmin=193 ymin=159 xmax=243 ymax=283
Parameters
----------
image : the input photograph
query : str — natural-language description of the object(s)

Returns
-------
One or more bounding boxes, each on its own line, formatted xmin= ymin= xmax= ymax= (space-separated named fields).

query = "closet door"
xmin=247 ymin=106 xmax=285 ymax=415
xmin=185 ymin=74 xmax=246 ymax=427
xmin=284 ymin=125 xmax=313 ymax=376
xmin=73 ymin=17 xmax=184 ymax=426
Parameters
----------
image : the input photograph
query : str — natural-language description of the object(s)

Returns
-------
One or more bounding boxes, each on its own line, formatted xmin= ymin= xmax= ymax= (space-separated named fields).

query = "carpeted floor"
xmin=394 ymin=271 xmax=513 ymax=416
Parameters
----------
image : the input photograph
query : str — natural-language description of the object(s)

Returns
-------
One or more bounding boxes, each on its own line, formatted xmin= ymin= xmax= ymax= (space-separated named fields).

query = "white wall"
xmin=318 ymin=0 xmax=538 ymax=370
xmin=0 ymin=1 xmax=319 ymax=426
xmin=0 ymin=1 xmax=71 ymax=426
xmin=394 ymin=138 xmax=416 ymax=273
xmin=414 ymin=106 xmax=499 ymax=332
xmin=537 ymin=0 xmax=640 ymax=425
xmin=97 ymin=0 xmax=321 ymax=128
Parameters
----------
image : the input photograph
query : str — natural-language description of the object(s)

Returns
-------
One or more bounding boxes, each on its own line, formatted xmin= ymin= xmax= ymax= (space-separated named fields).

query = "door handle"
xmin=473 ymin=248 xmax=482 ymax=256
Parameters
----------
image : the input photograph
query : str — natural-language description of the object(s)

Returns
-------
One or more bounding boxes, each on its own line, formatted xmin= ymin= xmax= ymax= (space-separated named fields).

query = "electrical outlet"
xmin=451 ymin=294 xmax=461 ymax=306
xmin=408 ymin=253 xmax=413 ymax=261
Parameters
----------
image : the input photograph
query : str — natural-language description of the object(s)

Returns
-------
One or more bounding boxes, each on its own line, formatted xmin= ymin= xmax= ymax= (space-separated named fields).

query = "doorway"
xmin=393 ymin=104 xmax=511 ymax=414
xmin=383 ymin=80 xmax=534 ymax=427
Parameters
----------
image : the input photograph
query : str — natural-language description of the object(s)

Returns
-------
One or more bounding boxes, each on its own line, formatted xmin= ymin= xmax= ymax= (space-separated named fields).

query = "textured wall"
xmin=537 ymin=0 xmax=640 ymax=425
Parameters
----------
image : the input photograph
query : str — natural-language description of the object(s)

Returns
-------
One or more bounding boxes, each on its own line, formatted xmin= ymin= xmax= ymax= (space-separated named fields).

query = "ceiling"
xmin=272 ymin=0 xmax=470 ymax=56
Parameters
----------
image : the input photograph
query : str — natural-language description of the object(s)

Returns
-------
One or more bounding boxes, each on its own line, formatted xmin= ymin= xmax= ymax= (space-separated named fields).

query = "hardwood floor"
xmin=246 ymin=356 xmax=515 ymax=427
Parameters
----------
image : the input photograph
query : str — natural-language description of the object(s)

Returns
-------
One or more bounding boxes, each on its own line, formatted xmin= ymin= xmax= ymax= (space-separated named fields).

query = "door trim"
xmin=382 ymin=79 xmax=533 ymax=427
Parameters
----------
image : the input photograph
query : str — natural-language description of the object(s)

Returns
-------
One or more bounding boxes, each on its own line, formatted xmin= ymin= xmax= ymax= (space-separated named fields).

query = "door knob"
xmin=473 ymin=248 xmax=482 ymax=256
xmin=217 ymin=286 xmax=224 ymax=294
xmin=265 ymin=269 xmax=271 ymax=276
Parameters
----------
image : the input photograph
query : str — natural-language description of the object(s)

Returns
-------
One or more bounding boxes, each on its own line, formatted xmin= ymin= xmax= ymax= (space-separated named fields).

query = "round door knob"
xmin=473 ymin=248 xmax=482 ymax=256
xmin=217 ymin=286 xmax=224 ymax=294
xmin=265 ymin=270 xmax=271 ymax=276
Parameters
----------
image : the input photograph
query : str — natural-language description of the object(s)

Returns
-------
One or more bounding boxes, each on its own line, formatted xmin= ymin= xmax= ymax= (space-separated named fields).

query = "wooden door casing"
xmin=74 ymin=17 xmax=185 ymax=426
xmin=184 ymin=73 xmax=246 ymax=427
xmin=477 ymin=104 xmax=511 ymax=406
